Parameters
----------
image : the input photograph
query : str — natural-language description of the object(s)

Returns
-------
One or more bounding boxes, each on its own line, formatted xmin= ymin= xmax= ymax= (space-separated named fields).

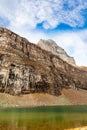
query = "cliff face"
xmin=38 ymin=39 xmax=76 ymax=65
xmin=0 ymin=27 xmax=87 ymax=95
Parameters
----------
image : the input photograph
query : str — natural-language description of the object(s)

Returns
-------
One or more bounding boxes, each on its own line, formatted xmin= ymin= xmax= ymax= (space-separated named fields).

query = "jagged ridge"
xmin=38 ymin=39 xmax=76 ymax=65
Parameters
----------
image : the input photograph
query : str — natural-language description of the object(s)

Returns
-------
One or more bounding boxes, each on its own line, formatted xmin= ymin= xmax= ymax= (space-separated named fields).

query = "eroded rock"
xmin=0 ymin=27 xmax=87 ymax=95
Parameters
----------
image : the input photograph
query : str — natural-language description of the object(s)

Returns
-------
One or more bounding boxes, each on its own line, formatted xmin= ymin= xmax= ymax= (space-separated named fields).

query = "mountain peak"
xmin=38 ymin=39 xmax=76 ymax=65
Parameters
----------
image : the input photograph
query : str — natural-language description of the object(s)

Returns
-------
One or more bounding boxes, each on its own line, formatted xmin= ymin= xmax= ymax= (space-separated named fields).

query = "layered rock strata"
xmin=0 ymin=27 xmax=87 ymax=95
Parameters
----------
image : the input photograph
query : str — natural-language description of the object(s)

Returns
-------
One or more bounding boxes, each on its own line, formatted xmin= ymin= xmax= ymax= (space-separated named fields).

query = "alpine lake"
xmin=0 ymin=106 xmax=87 ymax=130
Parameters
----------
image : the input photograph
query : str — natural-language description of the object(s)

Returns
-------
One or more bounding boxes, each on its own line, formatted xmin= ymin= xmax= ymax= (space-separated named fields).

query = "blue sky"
xmin=0 ymin=0 xmax=87 ymax=66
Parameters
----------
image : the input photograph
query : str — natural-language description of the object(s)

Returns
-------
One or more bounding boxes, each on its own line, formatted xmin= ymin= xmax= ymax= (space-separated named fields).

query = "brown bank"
xmin=0 ymin=88 xmax=87 ymax=107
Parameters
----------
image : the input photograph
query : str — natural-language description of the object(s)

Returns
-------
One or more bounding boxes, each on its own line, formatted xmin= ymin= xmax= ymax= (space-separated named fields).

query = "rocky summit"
xmin=38 ymin=39 xmax=76 ymax=65
xmin=0 ymin=27 xmax=87 ymax=96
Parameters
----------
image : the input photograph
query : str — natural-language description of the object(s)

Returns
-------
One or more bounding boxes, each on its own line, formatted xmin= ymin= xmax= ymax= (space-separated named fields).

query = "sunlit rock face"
xmin=38 ymin=39 xmax=76 ymax=65
xmin=0 ymin=27 xmax=87 ymax=95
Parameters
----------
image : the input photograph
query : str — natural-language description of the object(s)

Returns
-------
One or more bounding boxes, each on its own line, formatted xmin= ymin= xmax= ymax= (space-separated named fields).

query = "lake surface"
xmin=0 ymin=106 xmax=87 ymax=130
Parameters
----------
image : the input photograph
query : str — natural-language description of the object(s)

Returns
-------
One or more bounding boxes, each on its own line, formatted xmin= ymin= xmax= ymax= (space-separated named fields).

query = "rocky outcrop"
xmin=0 ymin=27 xmax=87 ymax=96
xmin=38 ymin=39 xmax=76 ymax=65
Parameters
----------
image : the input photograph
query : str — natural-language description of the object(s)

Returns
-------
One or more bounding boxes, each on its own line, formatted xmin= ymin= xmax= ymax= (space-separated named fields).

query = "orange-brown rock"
xmin=0 ymin=27 xmax=87 ymax=95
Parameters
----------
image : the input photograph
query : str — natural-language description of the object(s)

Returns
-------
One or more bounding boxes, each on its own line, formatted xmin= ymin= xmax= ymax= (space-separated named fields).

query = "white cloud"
xmin=51 ymin=30 xmax=87 ymax=66
xmin=0 ymin=0 xmax=87 ymax=29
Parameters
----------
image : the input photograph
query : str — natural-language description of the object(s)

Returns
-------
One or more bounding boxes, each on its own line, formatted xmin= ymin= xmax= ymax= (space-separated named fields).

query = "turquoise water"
xmin=0 ymin=106 xmax=87 ymax=130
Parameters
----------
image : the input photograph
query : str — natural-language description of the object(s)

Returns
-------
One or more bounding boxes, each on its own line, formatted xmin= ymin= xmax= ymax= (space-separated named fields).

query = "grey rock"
xmin=38 ymin=39 xmax=76 ymax=65
xmin=0 ymin=27 xmax=87 ymax=96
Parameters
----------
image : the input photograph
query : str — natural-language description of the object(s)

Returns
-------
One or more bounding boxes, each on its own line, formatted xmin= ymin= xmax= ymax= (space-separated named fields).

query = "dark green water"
xmin=0 ymin=106 xmax=87 ymax=130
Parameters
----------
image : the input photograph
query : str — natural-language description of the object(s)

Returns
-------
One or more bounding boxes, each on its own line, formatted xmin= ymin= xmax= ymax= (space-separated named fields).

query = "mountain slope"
xmin=0 ymin=27 xmax=87 ymax=96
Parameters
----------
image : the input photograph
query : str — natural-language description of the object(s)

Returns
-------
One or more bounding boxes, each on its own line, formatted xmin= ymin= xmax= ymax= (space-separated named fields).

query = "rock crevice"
xmin=0 ymin=27 xmax=87 ymax=95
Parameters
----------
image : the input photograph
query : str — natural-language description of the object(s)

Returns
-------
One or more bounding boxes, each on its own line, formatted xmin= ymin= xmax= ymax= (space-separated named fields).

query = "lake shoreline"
xmin=65 ymin=126 xmax=87 ymax=130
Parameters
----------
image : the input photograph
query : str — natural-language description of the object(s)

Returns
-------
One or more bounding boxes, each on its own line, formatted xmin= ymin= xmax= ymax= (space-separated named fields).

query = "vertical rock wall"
xmin=0 ymin=27 xmax=87 ymax=95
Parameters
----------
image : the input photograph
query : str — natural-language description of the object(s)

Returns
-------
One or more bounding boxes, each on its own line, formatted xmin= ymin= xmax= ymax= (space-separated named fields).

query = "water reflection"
xmin=0 ymin=106 xmax=87 ymax=130
xmin=0 ymin=121 xmax=87 ymax=130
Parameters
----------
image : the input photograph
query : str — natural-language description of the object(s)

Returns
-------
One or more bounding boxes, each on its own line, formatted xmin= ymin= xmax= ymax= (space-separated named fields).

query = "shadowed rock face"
xmin=38 ymin=39 xmax=76 ymax=65
xmin=0 ymin=27 xmax=87 ymax=95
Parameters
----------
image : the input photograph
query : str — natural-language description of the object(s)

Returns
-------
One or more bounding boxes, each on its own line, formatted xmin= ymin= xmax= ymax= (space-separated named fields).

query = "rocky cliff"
xmin=38 ymin=39 xmax=76 ymax=65
xmin=0 ymin=27 xmax=87 ymax=95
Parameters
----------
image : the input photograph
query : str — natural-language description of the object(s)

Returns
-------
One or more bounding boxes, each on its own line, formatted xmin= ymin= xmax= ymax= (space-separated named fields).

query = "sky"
xmin=0 ymin=0 xmax=87 ymax=66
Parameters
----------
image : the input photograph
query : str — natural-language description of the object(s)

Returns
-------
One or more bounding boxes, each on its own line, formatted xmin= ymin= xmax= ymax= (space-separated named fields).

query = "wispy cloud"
xmin=0 ymin=0 xmax=87 ymax=30
xmin=52 ymin=30 xmax=87 ymax=66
